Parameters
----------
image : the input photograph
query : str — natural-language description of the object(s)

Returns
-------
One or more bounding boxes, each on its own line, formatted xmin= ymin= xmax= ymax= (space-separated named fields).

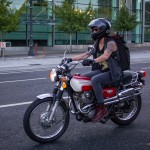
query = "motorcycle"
xmin=23 ymin=48 xmax=146 ymax=143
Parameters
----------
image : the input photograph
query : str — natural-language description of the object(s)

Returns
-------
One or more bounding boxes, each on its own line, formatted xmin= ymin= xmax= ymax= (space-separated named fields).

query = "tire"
xmin=111 ymin=95 xmax=142 ymax=126
xmin=23 ymin=98 xmax=70 ymax=143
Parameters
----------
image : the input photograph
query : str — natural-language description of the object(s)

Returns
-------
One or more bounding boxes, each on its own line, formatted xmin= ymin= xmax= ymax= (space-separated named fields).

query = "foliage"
xmin=53 ymin=0 xmax=96 ymax=34
xmin=0 ymin=0 xmax=24 ymax=41
xmin=98 ymin=6 xmax=112 ymax=20
xmin=113 ymin=0 xmax=138 ymax=34
xmin=52 ymin=0 xmax=96 ymax=51
xmin=33 ymin=0 xmax=48 ymax=6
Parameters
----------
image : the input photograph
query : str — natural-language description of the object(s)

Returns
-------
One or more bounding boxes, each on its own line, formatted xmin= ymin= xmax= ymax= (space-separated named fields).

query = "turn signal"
xmin=61 ymin=77 xmax=67 ymax=82
xmin=62 ymin=83 xmax=67 ymax=88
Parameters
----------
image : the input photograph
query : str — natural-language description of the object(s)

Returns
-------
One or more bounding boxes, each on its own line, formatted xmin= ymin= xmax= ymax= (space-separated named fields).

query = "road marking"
xmin=0 ymin=101 xmax=33 ymax=108
xmin=0 ymin=97 xmax=69 ymax=108
xmin=141 ymin=67 xmax=150 ymax=70
xmin=0 ymin=77 xmax=47 ymax=84
xmin=0 ymin=69 xmax=50 ymax=75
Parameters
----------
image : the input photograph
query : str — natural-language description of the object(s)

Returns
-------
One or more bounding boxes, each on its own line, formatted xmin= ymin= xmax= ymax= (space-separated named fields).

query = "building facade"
xmin=3 ymin=0 xmax=150 ymax=47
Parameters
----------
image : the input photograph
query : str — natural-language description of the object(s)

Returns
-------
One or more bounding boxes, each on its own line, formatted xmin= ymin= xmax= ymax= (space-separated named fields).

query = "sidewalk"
xmin=0 ymin=48 xmax=150 ymax=69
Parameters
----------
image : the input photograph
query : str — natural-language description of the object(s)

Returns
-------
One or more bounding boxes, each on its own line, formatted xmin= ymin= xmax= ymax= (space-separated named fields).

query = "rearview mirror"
xmin=87 ymin=45 xmax=95 ymax=55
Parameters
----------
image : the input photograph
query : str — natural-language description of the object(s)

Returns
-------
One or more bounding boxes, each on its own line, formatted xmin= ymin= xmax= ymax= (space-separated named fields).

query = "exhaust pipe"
xmin=104 ymin=88 xmax=140 ymax=106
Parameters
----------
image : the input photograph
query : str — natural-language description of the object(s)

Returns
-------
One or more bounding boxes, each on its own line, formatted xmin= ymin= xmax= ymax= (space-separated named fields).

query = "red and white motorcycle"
xmin=23 ymin=49 xmax=146 ymax=143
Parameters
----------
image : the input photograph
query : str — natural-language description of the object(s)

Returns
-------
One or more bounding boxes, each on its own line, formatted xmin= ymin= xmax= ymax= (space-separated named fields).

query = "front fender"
xmin=37 ymin=93 xmax=53 ymax=99
xmin=37 ymin=93 xmax=69 ymax=108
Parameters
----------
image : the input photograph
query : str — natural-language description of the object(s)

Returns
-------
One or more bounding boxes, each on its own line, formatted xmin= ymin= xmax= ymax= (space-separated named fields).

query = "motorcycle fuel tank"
xmin=70 ymin=75 xmax=92 ymax=92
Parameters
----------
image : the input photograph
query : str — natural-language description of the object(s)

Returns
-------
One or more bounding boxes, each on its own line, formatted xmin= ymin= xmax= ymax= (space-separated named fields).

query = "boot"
xmin=92 ymin=104 xmax=108 ymax=123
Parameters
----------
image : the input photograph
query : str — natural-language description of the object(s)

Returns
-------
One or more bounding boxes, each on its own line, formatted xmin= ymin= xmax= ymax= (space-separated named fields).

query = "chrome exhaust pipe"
xmin=104 ymin=88 xmax=140 ymax=106
xmin=104 ymin=93 xmax=140 ymax=106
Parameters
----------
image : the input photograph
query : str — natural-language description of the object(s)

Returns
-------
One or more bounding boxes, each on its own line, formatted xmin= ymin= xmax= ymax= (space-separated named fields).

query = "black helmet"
xmin=88 ymin=18 xmax=111 ymax=41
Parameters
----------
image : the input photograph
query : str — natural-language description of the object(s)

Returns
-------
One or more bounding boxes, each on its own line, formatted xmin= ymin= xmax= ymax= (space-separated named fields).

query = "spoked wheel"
xmin=111 ymin=95 xmax=142 ymax=126
xmin=23 ymin=98 xmax=70 ymax=143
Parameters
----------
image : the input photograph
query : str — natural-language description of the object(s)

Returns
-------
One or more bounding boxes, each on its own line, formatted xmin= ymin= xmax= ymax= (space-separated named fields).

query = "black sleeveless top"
xmin=96 ymin=47 xmax=109 ymax=72
xmin=92 ymin=38 xmax=110 ymax=72
xmin=92 ymin=37 xmax=122 ymax=81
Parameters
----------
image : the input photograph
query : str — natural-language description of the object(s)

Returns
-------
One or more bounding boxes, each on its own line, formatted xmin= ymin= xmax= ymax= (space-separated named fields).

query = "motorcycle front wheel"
xmin=23 ymin=97 xmax=70 ymax=143
xmin=111 ymin=95 xmax=142 ymax=126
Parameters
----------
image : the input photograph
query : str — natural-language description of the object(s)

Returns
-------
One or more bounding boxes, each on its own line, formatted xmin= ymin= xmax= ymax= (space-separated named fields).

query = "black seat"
xmin=122 ymin=70 xmax=135 ymax=85
xmin=102 ymin=70 xmax=135 ymax=88
xmin=102 ymin=80 xmax=121 ymax=88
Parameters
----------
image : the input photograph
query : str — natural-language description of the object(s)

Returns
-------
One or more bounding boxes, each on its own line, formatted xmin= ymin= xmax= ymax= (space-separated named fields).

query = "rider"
xmin=64 ymin=18 xmax=122 ymax=122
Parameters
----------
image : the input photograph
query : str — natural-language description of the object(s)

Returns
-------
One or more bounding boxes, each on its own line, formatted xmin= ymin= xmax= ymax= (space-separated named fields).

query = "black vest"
xmin=92 ymin=38 xmax=122 ymax=81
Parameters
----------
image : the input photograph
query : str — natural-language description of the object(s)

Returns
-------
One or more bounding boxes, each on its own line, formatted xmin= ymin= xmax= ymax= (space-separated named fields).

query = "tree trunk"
xmin=127 ymin=31 xmax=132 ymax=43
xmin=0 ymin=31 xmax=3 ymax=42
xmin=69 ymin=33 xmax=72 ymax=53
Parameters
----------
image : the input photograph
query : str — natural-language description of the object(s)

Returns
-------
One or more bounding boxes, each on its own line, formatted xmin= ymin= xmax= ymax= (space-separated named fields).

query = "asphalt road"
xmin=0 ymin=62 xmax=150 ymax=150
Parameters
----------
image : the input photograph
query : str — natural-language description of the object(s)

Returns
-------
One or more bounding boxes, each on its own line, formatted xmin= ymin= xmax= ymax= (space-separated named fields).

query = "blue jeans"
xmin=82 ymin=70 xmax=112 ymax=104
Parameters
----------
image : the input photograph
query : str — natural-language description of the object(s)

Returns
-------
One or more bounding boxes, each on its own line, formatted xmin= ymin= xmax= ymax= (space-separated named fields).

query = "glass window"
xmin=98 ymin=0 xmax=119 ymax=20
xmin=3 ymin=0 xmax=149 ymax=47
xmin=145 ymin=0 xmax=150 ymax=42
xmin=132 ymin=0 xmax=143 ymax=43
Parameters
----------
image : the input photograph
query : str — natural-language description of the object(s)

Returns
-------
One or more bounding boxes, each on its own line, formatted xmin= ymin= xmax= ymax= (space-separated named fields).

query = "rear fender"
xmin=37 ymin=93 xmax=53 ymax=99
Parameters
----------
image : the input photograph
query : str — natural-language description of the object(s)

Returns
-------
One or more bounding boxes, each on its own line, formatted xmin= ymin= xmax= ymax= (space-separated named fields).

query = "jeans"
xmin=82 ymin=70 xmax=112 ymax=104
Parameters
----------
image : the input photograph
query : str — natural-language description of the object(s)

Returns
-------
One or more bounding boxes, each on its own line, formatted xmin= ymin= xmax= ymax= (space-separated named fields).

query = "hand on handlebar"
xmin=82 ymin=59 xmax=95 ymax=66
xmin=61 ymin=58 xmax=72 ymax=63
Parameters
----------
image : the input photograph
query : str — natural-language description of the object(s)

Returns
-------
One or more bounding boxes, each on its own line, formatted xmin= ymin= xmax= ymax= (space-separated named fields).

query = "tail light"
xmin=138 ymin=70 xmax=146 ymax=86
xmin=138 ymin=70 xmax=146 ymax=78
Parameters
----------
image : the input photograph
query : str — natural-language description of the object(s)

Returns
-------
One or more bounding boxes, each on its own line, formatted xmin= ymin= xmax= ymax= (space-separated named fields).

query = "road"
xmin=0 ymin=62 xmax=150 ymax=150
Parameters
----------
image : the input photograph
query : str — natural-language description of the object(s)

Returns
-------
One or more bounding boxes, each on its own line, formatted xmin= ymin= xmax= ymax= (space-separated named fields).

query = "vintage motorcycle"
xmin=23 ymin=48 xmax=146 ymax=143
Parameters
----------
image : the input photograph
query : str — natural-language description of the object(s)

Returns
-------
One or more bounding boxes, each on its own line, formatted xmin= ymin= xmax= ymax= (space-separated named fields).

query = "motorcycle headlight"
xmin=49 ymin=69 xmax=57 ymax=82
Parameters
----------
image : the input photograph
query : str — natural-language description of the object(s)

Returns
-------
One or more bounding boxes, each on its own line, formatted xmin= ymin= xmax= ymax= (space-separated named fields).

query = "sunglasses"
xmin=92 ymin=28 xmax=99 ymax=32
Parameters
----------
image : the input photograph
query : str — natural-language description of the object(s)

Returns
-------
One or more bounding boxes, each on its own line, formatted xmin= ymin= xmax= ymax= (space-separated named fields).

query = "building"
xmin=2 ymin=0 xmax=150 ymax=53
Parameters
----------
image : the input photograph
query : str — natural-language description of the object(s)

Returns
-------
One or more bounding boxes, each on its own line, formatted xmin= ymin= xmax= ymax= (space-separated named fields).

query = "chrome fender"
xmin=37 ymin=93 xmax=53 ymax=99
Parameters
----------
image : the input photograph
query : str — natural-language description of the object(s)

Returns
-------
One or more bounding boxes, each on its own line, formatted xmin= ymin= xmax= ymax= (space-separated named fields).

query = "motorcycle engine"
xmin=74 ymin=92 xmax=96 ymax=119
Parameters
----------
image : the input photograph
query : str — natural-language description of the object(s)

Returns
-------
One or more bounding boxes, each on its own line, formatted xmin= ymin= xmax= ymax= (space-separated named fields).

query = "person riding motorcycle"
xmin=64 ymin=18 xmax=122 ymax=122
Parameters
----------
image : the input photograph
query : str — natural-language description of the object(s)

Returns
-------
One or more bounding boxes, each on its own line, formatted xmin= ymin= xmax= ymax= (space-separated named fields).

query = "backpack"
xmin=107 ymin=35 xmax=130 ymax=71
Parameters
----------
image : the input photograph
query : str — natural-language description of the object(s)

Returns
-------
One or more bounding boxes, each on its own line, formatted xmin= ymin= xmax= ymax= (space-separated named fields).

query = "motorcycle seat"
xmin=122 ymin=70 xmax=135 ymax=85
xmin=102 ymin=70 xmax=135 ymax=88
xmin=102 ymin=80 xmax=120 ymax=88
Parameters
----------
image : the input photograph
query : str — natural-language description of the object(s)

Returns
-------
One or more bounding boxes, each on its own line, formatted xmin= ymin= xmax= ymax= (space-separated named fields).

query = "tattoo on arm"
xmin=105 ymin=41 xmax=117 ymax=54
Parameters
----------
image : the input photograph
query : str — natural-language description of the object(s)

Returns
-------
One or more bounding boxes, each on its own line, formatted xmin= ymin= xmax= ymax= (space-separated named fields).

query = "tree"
xmin=98 ymin=6 xmax=112 ymax=20
xmin=53 ymin=0 xmax=96 ymax=52
xmin=33 ymin=0 xmax=48 ymax=6
xmin=113 ymin=0 xmax=138 ymax=41
xmin=0 ymin=0 xmax=24 ymax=41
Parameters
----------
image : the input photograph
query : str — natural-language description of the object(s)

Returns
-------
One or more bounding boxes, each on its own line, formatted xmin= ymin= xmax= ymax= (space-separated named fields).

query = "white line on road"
xmin=0 ymin=77 xmax=47 ymax=84
xmin=0 ymin=68 xmax=51 ymax=75
xmin=141 ymin=67 xmax=150 ymax=70
xmin=0 ymin=101 xmax=33 ymax=108
xmin=0 ymin=97 xmax=69 ymax=108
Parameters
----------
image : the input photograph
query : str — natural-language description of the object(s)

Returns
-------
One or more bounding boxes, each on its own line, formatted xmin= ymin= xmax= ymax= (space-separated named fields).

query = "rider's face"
xmin=92 ymin=28 xmax=100 ymax=33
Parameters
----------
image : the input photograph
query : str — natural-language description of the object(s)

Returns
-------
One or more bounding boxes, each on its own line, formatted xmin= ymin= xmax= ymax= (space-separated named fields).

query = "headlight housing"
xmin=49 ymin=69 xmax=57 ymax=82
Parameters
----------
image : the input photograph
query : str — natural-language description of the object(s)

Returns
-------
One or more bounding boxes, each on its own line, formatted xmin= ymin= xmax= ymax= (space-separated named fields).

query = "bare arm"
xmin=71 ymin=52 xmax=91 ymax=61
xmin=94 ymin=41 xmax=117 ymax=63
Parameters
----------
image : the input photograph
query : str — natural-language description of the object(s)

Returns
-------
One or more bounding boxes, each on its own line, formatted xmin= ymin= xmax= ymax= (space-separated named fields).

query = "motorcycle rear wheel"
xmin=111 ymin=95 xmax=141 ymax=126
xmin=23 ymin=97 xmax=70 ymax=143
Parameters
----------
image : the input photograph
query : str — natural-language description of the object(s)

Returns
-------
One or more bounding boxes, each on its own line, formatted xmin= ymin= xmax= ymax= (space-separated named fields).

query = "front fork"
xmin=48 ymin=86 xmax=64 ymax=122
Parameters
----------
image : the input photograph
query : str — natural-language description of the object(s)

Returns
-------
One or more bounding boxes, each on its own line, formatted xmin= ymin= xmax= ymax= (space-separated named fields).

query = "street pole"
xmin=26 ymin=1 xmax=28 ymax=47
xmin=52 ymin=0 xmax=55 ymax=47
xmin=142 ymin=0 xmax=145 ymax=44
xmin=28 ymin=0 xmax=35 ymax=56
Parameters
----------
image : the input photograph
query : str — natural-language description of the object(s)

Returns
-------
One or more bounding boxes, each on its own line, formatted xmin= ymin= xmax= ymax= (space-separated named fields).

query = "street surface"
xmin=0 ymin=61 xmax=150 ymax=150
